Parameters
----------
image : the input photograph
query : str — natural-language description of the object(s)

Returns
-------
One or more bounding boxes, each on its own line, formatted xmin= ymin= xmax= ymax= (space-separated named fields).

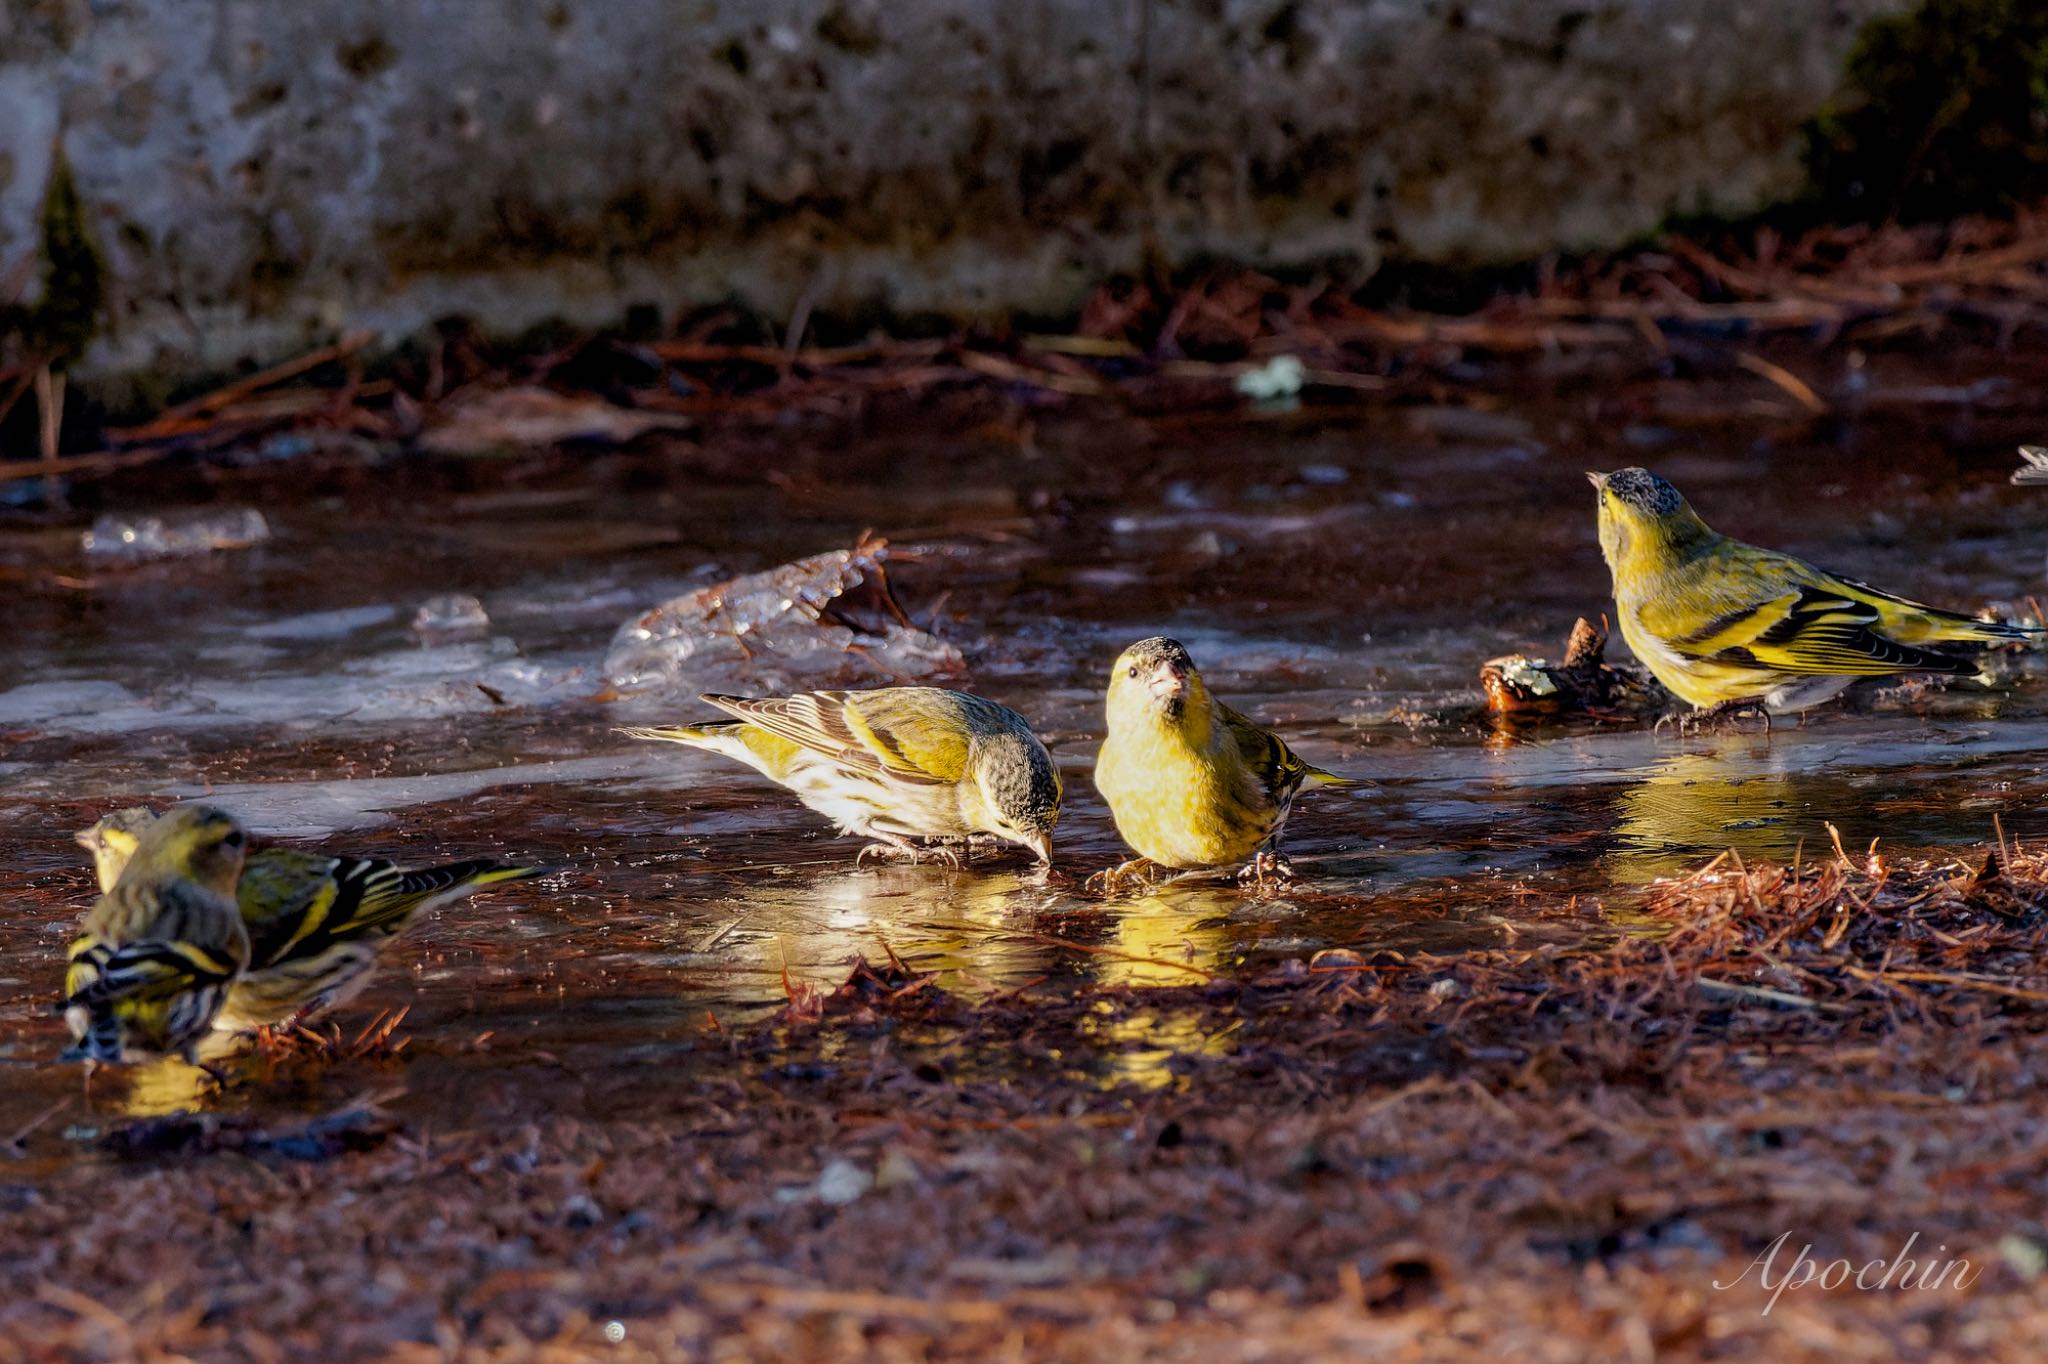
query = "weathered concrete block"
xmin=0 ymin=0 xmax=1910 ymax=386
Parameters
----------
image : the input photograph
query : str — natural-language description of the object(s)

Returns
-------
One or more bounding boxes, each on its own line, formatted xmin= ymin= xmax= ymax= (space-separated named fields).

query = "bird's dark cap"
xmin=1121 ymin=636 xmax=1194 ymax=673
xmin=1594 ymin=467 xmax=1685 ymax=516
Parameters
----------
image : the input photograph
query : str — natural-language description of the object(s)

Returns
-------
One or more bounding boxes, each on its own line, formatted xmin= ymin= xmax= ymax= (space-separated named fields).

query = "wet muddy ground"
xmin=7 ymin=346 xmax=2048 ymax=1357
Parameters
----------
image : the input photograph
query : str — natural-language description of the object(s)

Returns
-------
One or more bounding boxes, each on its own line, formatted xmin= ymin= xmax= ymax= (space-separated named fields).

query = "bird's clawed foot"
xmin=1237 ymin=850 xmax=1296 ymax=891
xmin=1657 ymin=700 xmax=1772 ymax=736
xmin=1085 ymin=858 xmax=1162 ymax=895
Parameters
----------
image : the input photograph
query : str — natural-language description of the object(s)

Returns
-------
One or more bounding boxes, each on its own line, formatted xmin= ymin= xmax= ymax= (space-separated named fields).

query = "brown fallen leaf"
xmin=418 ymin=385 xmax=693 ymax=453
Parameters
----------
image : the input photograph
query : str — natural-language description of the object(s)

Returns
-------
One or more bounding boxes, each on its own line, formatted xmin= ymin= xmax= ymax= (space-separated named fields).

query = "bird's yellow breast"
xmin=1612 ymin=599 xmax=1749 ymax=706
xmin=1095 ymin=715 xmax=1271 ymax=869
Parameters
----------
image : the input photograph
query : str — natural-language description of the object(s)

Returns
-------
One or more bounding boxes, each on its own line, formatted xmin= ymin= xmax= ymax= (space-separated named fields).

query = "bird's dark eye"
xmin=221 ymin=830 xmax=245 ymax=848
xmin=1126 ymin=665 xmax=1138 ymax=678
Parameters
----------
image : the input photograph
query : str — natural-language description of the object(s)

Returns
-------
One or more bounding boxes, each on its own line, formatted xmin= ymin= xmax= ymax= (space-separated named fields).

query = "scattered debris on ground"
xmin=1482 ymin=617 xmax=1658 ymax=721
xmin=16 ymin=205 xmax=2048 ymax=483
xmin=10 ymin=836 xmax=2048 ymax=1358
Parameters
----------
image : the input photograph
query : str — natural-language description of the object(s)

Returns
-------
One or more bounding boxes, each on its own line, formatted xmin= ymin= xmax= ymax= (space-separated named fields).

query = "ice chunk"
xmin=604 ymin=541 xmax=965 ymax=698
xmin=82 ymin=508 xmax=271 ymax=562
xmin=412 ymin=593 xmax=492 ymax=644
xmin=348 ymin=657 xmax=588 ymax=719
xmin=151 ymin=751 xmax=673 ymax=836
xmin=0 ymin=679 xmax=150 ymax=728
xmin=246 ymin=605 xmax=397 ymax=642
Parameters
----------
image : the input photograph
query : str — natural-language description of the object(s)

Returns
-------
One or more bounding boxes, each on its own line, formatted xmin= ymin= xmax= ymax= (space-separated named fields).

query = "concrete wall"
xmin=0 ymin=0 xmax=1910 ymax=385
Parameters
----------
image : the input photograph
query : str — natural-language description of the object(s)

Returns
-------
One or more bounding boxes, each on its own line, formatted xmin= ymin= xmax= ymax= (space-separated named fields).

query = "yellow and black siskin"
xmin=1093 ymin=637 xmax=1352 ymax=886
xmin=622 ymin=687 xmax=1062 ymax=865
xmin=77 ymin=808 xmax=539 ymax=1032
xmin=65 ymin=804 xmax=250 ymax=1064
xmin=1591 ymin=467 xmax=2038 ymax=716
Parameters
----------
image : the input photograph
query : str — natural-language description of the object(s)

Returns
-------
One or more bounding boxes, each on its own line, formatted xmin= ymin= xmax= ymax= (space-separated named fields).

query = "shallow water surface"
xmin=4 ymin=391 xmax=2047 ymax=1131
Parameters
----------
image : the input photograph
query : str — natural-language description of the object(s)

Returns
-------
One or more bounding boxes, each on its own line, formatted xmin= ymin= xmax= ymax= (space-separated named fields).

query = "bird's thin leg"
xmin=1237 ymin=848 xmax=1297 ymax=890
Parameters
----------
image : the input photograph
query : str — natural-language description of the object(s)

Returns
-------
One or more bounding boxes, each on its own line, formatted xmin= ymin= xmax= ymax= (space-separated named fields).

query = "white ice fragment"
xmin=153 ymin=751 xmax=669 ymax=836
xmin=0 ymin=679 xmax=147 ymax=727
xmin=1493 ymin=657 xmax=1558 ymax=697
xmin=82 ymin=508 xmax=270 ymax=562
xmin=246 ymin=605 xmax=398 ymax=642
xmin=412 ymin=593 xmax=492 ymax=644
xmin=604 ymin=543 xmax=964 ymax=698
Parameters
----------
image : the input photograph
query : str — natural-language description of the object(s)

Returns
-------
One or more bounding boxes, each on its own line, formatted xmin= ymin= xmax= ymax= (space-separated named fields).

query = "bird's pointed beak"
xmin=1585 ymin=470 xmax=1609 ymax=490
xmin=1026 ymin=832 xmax=1053 ymax=864
xmin=1147 ymin=661 xmax=1187 ymax=702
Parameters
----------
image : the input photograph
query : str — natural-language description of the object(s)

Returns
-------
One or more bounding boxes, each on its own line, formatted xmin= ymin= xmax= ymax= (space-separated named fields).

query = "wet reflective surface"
xmin=5 ymin=379 xmax=2048 ymax=1129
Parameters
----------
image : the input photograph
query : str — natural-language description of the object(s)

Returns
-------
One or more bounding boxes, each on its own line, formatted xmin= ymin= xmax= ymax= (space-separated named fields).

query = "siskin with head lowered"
xmin=1590 ymin=467 xmax=2039 ymax=716
xmin=64 ymin=803 xmax=251 ymax=1064
xmin=1093 ymin=636 xmax=1353 ymax=886
xmin=622 ymin=687 xmax=1062 ymax=865
xmin=76 ymin=807 xmax=541 ymax=1033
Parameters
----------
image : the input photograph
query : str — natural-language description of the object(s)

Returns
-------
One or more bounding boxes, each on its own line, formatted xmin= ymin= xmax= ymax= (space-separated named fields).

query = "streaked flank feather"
xmin=620 ymin=686 xmax=1062 ymax=863
xmin=1094 ymin=636 xmax=1353 ymax=881
xmin=1591 ymin=467 xmax=2038 ymax=713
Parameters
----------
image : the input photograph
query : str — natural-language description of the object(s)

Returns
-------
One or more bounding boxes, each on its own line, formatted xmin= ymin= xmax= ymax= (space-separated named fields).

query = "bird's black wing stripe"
xmin=1670 ymin=601 xmax=1773 ymax=649
xmin=1749 ymin=587 xmax=1877 ymax=647
xmin=1263 ymin=732 xmax=1309 ymax=804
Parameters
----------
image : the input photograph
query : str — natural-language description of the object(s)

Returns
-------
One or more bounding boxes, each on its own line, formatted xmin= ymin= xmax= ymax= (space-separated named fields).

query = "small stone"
xmin=814 ymin=1157 xmax=871 ymax=1205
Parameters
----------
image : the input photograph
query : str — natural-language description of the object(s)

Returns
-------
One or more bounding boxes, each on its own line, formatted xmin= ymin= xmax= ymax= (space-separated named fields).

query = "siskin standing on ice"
xmin=1591 ymin=467 xmax=2038 ymax=718
xmin=64 ymin=803 xmax=250 ymax=1064
xmin=621 ymin=687 xmax=1062 ymax=864
xmin=75 ymin=807 xmax=540 ymax=1032
xmin=1093 ymin=637 xmax=1352 ymax=886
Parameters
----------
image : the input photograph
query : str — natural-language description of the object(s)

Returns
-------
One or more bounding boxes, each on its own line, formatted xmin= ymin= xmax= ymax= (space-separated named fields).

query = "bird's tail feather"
xmin=1915 ymin=614 xmax=2041 ymax=646
xmin=617 ymin=722 xmax=745 ymax=747
xmin=1840 ymin=578 xmax=2042 ymax=645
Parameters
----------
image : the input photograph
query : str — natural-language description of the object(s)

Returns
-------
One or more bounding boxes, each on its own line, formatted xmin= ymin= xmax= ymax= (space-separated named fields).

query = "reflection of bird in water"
xmin=761 ymin=864 xmax=1062 ymax=995
xmin=116 ymin=1052 xmax=228 ymax=1119
xmin=1085 ymin=888 xmax=1242 ymax=1090
xmin=1093 ymin=885 xmax=1241 ymax=991
xmin=1607 ymin=747 xmax=1806 ymax=884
